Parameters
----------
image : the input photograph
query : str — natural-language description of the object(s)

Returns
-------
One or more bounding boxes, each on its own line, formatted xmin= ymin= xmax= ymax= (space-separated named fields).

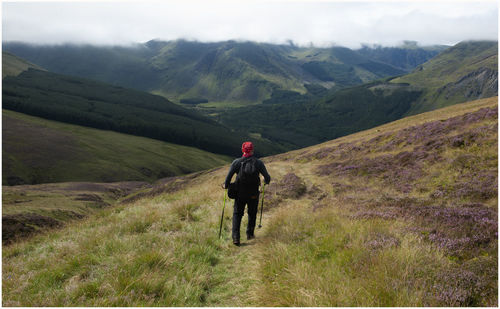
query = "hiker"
xmin=224 ymin=141 xmax=271 ymax=246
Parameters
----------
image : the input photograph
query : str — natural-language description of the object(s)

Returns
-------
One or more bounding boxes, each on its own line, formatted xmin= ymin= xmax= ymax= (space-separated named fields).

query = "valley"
xmin=1 ymin=0 xmax=500 ymax=308
xmin=2 ymin=1 xmax=497 ymax=306
xmin=4 ymin=40 xmax=445 ymax=105
xmin=2 ymin=97 xmax=497 ymax=306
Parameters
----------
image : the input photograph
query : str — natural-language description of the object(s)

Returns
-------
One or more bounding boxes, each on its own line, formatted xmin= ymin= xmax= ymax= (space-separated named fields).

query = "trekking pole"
xmin=258 ymin=183 xmax=266 ymax=228
xmin=219 ymin=188 xmax=227 ymax=239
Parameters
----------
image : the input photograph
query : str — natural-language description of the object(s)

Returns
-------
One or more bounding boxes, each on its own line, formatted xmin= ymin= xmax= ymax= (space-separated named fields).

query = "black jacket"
xmin=224 ymin=156 xmax=271 ymax=195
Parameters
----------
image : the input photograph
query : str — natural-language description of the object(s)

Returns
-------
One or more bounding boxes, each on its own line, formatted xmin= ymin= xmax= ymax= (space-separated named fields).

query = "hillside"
xmin=3 ymin=97 xmax=497 ymax=306
xmin=218 ymin=41 xmax=497 ymax=149
xmin=219 ymin=79 xmax=422 ymax=149
xmin=3 ymin=109 xmax=231 ymax=185
xmin=2 ymin=68 xmax=282 ymax=157
xmin=391 ymin=41 xmax=498 ymax=114
xmin=2 ymin=181 xmax=151 ymax=244
xmin=3 ymin=40 xmax=439 ymax=105
xmin=2 ymin=51 xmax=45 ymax=78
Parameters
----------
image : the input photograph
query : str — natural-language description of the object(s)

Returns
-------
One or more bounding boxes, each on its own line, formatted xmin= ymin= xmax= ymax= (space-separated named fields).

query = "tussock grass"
xmin=253 ymin=205 xmax=449 ymax=306
xmin=2 ymin=170 xmax=257 ymax=306
xmin=3 ymin=97 xmax=497 ymax=306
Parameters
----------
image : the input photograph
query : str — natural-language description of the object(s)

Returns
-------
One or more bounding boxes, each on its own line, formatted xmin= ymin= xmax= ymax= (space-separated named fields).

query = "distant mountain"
xmin=219 ymin=41 xmax=498 ymax=149
xmin=390 ymin=41 xmax=498 ymax=114
xmin=2 ymin=43 xmax=161 ymax=90
xmin=3 ymin=40 xmax=440 ymax=105
xmin=3 ymin=110 xmax=230 ymax=185
xmin=356 ymin=41 xmax=448 ymax=71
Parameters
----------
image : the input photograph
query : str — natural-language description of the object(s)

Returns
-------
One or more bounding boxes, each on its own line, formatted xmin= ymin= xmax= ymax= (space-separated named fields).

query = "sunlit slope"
xmin=3 ymin=109 xmax=231 ymax=185
xmin=392 ymin=41 xmax=497 ymax=114
xmin=3 ymin=97 xmax=497 ymax=306
xmin=2 ymin=51 xmax=45 ymax=78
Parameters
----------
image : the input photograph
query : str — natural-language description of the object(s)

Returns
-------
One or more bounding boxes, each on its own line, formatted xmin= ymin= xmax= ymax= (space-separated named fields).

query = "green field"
xmin=3 ymin=97 xmax=497 ymax=306
xmin=3 ymin=109 xmax=231 ymax=185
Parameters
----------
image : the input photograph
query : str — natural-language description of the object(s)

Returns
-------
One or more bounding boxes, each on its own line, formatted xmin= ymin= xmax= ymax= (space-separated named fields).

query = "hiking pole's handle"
xmin=258 ymin=183 xmax=265 ymax=228
xmin=219 ymin=189 xmax=227 ymax=239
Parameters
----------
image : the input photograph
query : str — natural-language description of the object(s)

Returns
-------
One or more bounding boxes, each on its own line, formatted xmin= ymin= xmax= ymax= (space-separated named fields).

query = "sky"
xmin=2 ymin=0 xmax=498 ymax=48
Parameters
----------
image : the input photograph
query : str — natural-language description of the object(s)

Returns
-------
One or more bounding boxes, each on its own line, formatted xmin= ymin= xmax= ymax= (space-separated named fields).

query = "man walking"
xmin=224 ymin=142 xmax=271 ymax=246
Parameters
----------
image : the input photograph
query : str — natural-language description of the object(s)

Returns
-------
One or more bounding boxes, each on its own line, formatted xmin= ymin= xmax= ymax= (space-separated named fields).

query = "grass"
xmin=391 ymin=41 xmax=497 ymax=114
xmin=2 ymin=51 xmax=44 ymax=78
xmin=2 ymin=181 xmax=151 ymax=244
xmin=2 ymin=97 xmax=497 ymax=306
xmin=255 ymin=205 xmax=449 ymax=306
xmin=3 ymin=109 xmax=231 ymax=185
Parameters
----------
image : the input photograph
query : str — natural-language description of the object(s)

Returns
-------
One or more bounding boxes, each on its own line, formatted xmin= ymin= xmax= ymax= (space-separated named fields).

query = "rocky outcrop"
xmin=439 ymin=67 xmax=498 ymax=101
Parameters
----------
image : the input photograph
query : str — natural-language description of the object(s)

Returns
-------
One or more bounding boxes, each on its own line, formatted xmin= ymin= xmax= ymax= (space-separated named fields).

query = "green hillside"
xmin=218 ymin=41 xmax=497 ymax=149
xmin=3 ymin=44 xmax=160 ymax=90
xmin=4 ymin=40 xmax=437 ymax=105
xmin=219 ymin=79 xmax=422 ymax=149
xmin=2 ymin=68 xmax=282 ymax=156
xmin=3 ymin=97 xmax=497 ymax=306
xmin=2 ymin=51 xmax=45 ymax=78
xmin=391 ymin=41 xmax=498 ymax=114
xmin=3 ymin=109 xmax=231 ymax=185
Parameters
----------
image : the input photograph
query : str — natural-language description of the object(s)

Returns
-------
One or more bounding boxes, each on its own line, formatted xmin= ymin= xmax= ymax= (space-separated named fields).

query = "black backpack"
xmin=237 ymin=157 xmax=260 ymax=186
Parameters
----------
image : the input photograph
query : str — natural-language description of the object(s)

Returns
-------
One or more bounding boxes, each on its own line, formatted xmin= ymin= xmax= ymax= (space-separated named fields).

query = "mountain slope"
xmin=2 ymin=68 xmax=282 ymax=156
xmin=3 ymin=109 xmax=231 ymax=185
xmin=219 ymin=79 xmax=422 ymax=149
xmin=2 ymin=51 xmax=45 ymax=78
xmin=3 ymin=40 xmax=436 ymax=105
xmin=391 ymin=41 xmax=498 ymax=114
xmin=218 ymin=41 xmax=497 ymax=149
xmin=3 ymin=97 xmax=497 ymax=306
xmin=2 ymin=43 xmax=161 ymax=90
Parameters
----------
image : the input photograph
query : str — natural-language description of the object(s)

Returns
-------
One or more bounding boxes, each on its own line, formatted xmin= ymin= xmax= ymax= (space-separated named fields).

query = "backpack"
xmin=237 ymin=157 xmax=260 ymax=186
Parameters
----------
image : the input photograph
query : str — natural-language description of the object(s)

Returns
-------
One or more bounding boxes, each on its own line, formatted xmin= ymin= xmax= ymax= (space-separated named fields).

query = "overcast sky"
xmin=2 ymin=0 xmax=498 ymax=48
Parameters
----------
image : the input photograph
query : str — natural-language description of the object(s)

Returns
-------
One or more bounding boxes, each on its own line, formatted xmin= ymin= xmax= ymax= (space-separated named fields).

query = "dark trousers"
xmin=232 ymin=193 xmax=259 ymax=241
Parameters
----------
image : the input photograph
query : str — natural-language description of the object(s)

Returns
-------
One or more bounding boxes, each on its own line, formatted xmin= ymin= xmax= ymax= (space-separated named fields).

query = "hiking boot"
xmin=247 ymin=234 xmax=255 ymax=240
xmin=233 ymin=239 xmax=240 ymax=246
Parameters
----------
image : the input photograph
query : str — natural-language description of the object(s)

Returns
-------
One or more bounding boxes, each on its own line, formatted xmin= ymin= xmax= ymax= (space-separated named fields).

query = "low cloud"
xmin=2 ymin=0 xmax=498 ymax=48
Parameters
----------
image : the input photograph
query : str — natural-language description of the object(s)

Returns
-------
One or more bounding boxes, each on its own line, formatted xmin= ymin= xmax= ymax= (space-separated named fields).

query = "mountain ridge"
xmin=3 ymin=40 xmax=444 ymax=104
xmin=218 ymin=41 xmax=497 ymax=148
xmin=391 ymin=40 xmax=498 ymax=114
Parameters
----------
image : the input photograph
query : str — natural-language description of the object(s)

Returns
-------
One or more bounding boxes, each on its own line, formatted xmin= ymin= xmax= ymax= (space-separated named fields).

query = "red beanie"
xmin=242 ymin=141 xmax=254 ymax=157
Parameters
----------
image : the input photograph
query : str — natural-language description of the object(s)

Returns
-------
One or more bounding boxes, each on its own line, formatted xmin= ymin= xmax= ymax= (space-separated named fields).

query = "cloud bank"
xmin=2 ymin=0 xmax=498 ymax=48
